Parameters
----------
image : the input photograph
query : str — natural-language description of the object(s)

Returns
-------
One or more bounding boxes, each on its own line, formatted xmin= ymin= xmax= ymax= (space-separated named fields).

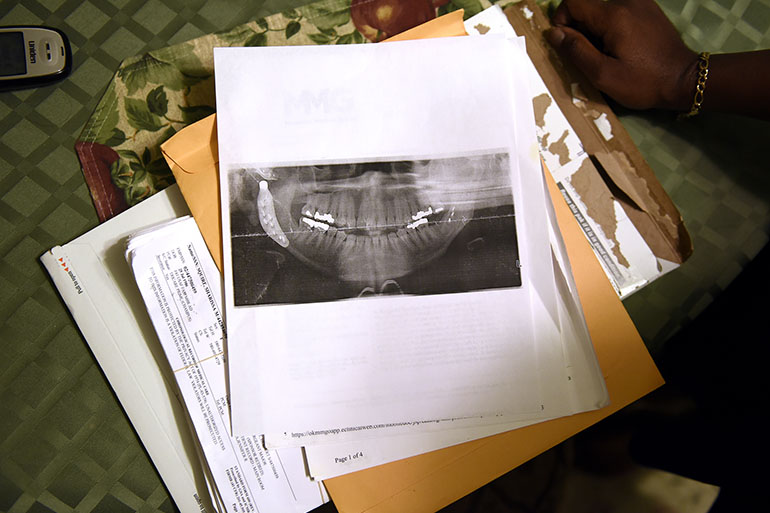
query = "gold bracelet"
xmin=679 ymin=52 xmax=710 ymax=119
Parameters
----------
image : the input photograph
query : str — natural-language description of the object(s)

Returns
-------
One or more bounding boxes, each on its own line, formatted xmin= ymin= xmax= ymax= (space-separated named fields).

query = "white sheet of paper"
xmin=301 ymin=30 xmax=608 ymax=478
xmin=127 ymin=216 xmax=328 ymax=513
xmin=215 ymin=36 xmax=585 ymax=445
xmin=304 ymin=194 xmax=601 ymax=479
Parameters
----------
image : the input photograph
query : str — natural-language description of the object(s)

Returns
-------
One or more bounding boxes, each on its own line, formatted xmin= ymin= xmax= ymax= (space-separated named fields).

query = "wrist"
xmin=663 ymin=51 xmax=701 ymax=111
xmin=678 ymin=52 xmax=712 ymax=118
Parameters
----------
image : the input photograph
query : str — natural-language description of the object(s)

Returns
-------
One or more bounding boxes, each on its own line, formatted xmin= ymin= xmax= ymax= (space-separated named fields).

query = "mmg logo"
xmin=283 ymin=87 xmax=355 ymax=123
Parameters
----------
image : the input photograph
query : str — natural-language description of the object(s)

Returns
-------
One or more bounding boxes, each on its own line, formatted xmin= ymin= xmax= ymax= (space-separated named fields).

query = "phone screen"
xmin=0 ymin=31 xmax=27 ymax=77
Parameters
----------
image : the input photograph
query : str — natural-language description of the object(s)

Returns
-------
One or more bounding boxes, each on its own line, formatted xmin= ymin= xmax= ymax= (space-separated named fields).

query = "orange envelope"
xmin=160 ymin=11 xmax=663 ymax=513
xmin=161 ymin=113 xmax=223 ymax=269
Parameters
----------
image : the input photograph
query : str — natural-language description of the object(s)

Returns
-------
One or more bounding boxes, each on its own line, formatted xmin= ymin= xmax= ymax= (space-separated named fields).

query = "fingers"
xmin=546 ymin=25 xmax=617 ymax=90
xmin=551 ymin=0 xmax=610 ymax=37
xmin=546 ymin=0 xmax=699 ymax=110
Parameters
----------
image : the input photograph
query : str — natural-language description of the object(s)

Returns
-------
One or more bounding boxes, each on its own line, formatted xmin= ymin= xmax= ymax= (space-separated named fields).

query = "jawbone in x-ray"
xmin=228 ymin=152 xmax=522 ymax=306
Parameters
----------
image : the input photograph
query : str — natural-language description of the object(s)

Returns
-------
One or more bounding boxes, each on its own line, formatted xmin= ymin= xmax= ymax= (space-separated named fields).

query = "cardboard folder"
xmin=160 ymin=10 xmax=663 ymax=513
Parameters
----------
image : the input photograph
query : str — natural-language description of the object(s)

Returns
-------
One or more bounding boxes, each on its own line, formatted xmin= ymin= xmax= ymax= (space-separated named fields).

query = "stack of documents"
xmin=42 ymin=187 xmax=329 ymax=513
xmin=127 ymin=216 xmax=328 ymax=512
xmin=210 ymin=18 xmax=607 ymax=479
xmin=40 ymin=7 xmax=639 ymax=512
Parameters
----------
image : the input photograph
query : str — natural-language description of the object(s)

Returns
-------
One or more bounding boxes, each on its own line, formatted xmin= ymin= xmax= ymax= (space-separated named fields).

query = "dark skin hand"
xmin=545 ymin=0 xmax=770 ymax=120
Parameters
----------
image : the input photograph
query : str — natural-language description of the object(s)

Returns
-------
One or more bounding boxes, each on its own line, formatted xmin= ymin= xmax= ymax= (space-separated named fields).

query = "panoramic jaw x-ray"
xmin=228 ymin=152 xmax=522 ymax=305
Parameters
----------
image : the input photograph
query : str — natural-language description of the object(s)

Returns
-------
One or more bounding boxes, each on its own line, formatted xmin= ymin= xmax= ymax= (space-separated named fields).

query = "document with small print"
xmin=127 ymin=216 xmax=328 ymax=513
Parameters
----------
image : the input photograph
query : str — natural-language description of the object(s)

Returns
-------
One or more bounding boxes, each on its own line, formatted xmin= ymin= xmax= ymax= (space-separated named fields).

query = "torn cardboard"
xmin=500 ymin=0 xmax=692 ymax=297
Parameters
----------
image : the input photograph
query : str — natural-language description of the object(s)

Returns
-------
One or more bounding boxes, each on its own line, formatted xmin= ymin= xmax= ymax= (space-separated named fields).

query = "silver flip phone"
xmin=0 ymin=26 xmax=72 ymax=92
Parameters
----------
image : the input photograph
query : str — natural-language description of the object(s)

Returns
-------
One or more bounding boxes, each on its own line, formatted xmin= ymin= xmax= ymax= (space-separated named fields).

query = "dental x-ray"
xmin=228 ymin=152 xmax=521 ymax=306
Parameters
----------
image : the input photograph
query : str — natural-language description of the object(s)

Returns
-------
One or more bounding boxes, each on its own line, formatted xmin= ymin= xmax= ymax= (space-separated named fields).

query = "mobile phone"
xmin=0 ymin=26 xmax=72 ymax=92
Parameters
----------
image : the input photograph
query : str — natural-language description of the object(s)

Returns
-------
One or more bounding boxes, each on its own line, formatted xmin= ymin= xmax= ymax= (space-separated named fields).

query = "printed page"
xmin=265 ymin=37 xmax=590 ymax=449
xmin=303 ymin=177 xmax=608 ymax=479
xmin=301 ymin=31 xmax=612 ymax=475
xmin=215 ymin=35 xmax=571 ymax=445
xmin=127 ymin=217 xmax=327 ymax=513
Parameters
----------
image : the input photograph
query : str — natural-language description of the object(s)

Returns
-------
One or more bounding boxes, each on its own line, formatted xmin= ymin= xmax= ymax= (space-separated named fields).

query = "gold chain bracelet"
xmin=679 ymin=52 xmax=711 ymax=119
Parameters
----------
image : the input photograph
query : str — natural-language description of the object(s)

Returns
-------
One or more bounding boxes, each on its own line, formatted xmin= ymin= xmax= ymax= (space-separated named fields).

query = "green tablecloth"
xmin=2 ymin=1 xmax=769 ymax=511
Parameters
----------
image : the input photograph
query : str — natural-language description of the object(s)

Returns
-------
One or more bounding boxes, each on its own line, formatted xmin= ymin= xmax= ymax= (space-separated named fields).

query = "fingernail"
xmin=546 ymin=27 xmax=565 ymax=47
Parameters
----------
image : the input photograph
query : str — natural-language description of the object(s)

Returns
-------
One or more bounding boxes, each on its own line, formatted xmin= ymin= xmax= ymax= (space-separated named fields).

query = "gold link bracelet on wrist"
xmin=679 ymin=52 xmax=711 ymax=119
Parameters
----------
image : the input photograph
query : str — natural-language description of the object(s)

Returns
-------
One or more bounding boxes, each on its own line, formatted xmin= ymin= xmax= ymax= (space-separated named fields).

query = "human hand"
xmin=545 ymin=0 xmax=699 ymax=111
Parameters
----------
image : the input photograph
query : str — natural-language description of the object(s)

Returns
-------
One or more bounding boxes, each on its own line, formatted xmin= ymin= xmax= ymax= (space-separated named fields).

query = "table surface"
xmin=2 ymin=1 xmax=769 ymax=512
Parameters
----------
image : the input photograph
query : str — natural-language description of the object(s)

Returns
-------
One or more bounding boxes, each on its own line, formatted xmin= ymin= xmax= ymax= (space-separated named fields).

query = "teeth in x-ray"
xmin=368 ymin=198 xmax=383 ymax=231
xmin=333 ymin=191 xmax=354 ymax=228
xmin=412 ymin=205 xmax=442 ymax=222
xmin=409 ymin=224 xmax=431 ymax=246
xmin=407 ymin=196 xmax=423 ymax=221
xmin=406 ymin=217 xmax=428 ymax=230
xmin=314 ymin=211 xmax=335 ymax=224
xmin=373 ymin=234 xmax=387 ymax=252
xmin=321 ymin=228 xmax=342 ymax=252
xmin=385 ymin=199 xmax=399 ymax=230
xmin=304 ymin=229 xmax=334 ymax=253
xmin=303 ymin=187 xmax=446 ymax=234
xmin=357 ymin=190 xmax=379 ymax=231
xmin=301 ymin=203 xmax=315 ymax=218
xmin=412 ymin=207 xmax=428 ymax=221
xmin=258 ymin=181 xmax=289 ymax=248
xmin=342 ymin=234 xmax=359 ymax=257
xmin=393 ymin=196 xmax=411 ymax=227
xmin=301 ymin=217 xmax=330 ymax=231
xmin=395 ymin=227 xmax=419 ymax=251
xmin=308 ymin=193 xmax=331 ymax=221
xmin=261 ymin=169 xmax=477 ymax=285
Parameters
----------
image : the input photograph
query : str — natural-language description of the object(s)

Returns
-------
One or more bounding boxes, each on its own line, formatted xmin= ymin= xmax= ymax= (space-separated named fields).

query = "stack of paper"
xmin=40 ymin=7 xmax=643 ymax=513
xmin=41 ymin=187 xmax=330 ymax=513
xmin=210 ymin=15 xmax=607 ymax=480
xmin=126 ymin=216 xmax=328 ymax=512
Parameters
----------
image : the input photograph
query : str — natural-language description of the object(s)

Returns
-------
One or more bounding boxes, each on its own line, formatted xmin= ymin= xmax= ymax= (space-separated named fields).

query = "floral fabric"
xmin=76 ymin=0 xmax=503 ymax=221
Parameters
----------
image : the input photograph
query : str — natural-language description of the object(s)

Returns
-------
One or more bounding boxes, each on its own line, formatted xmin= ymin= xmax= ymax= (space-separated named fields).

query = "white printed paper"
xmin=304 ymin=204 xmax=605 ymax=478
xmin=302 ymin=32 xmax=608 ymax=477
xmin=215 ymin=35 xmax=588 ymax=446
xmin=127 ymin=217 xmax=327 ymax=513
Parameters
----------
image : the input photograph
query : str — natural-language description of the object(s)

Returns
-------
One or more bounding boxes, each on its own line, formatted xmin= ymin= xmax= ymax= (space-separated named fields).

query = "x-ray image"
xmin=228 ymin=152 xmax=521 ymax=306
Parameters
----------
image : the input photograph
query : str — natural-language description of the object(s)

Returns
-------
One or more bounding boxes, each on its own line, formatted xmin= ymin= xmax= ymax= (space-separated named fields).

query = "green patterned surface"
xmin=1 ymin=1 xmax=769 ymax=512
xmin=73 ymin=0 xmax=492 ymax=222
xmin=622 ymin=0 xmax=770 ymax=352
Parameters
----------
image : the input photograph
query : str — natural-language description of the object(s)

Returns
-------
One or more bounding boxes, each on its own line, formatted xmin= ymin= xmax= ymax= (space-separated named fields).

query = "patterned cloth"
xmin=75 ymin=0 xmax=495 ymax=222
